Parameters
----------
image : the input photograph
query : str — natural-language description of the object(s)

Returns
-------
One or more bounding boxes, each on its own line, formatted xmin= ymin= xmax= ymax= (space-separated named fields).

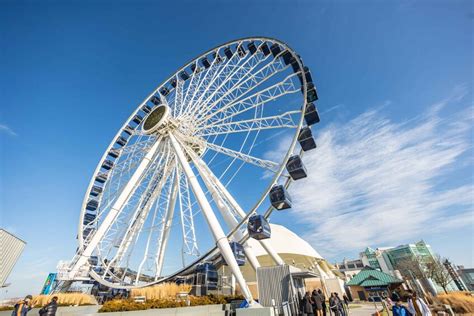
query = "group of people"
xmin=11 ymin=295 xmax=58 ymax=316
xmin=390 ymin=290 xmax=432 ymax=316
xmin=300 ymin=289 xmax=349 ymax=316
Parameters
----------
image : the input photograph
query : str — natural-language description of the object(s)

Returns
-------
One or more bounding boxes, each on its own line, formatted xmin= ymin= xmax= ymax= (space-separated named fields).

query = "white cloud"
xmin=0 ymin=124 xmax=17 ymax=136
xmin=274 ymin=91 xmax=473 ymax=257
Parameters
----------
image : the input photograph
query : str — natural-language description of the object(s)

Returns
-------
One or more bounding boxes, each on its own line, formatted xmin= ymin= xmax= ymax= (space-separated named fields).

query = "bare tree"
xmin=425 ymin=255 xmax=453 ymax=294
xmin=396 ymin=256 xmax=426 ymax=280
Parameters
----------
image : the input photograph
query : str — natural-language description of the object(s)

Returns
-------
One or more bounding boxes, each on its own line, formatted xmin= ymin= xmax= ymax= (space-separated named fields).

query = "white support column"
xmin=155 ymin=171 xmax=179 ymax=278
xmin=169 ymin=133 xmax=255 ymax=305
xmin=196 ymin=156 xmax=285 ymax=266
xmin=70 ymin=136 xmax=163 ymax=278
xmin=192 ymin=156 xmax=261 ymax=272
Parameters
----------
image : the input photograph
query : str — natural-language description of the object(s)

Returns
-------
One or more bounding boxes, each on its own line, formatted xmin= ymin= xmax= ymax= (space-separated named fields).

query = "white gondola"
xmin=286 ymin=155 xmax=307 ymax=180
xmin=304 ymin=102 xmax=320 ymax=126
xmin=248 ymin=215 xmax=271 ymax=240
xmin=269 ymin=185 xmax=292 ymax=210
xmin=237 ymin=44 xmax=246 ymax=57
xmin=123 ymin=125 xmax=134 ymax=136
xmin=247 ymin=41 xmax=257 ymax=55
xmin=298 ymin=127 xmax=317 ymax=151
xmin=86 ymin=199 xmax=99 ymax=211
xmin=150 ymin=96 xmax=161 ymax=106
xmin=116 ymin=136 xmax=127 ymax=147
xmin=108 ymin=148 xmax=120 ymax=158
xmin=141 ymin=105 xmax=152 ymax=114
xmin=159 ymin=87 xmax=170 ymax=96
xmin=95 ymin=173 xmax=107 ymax=183
xmin=270 ymin=43 xmax=281 ymax=57
xmin=224 ymin=47 xmax=233 ymax=59
xmin=90 ymin=186 xmax=103 ymax=197
xmin=101 ymin=160 xmax=114 ymax=170
xmin=212 ymin=51 xmax=223 ymax=64
xmin=200 ymin=57 xmax=211 ymax=69
xmin=132 ymin=115 xmax=143 ymax=125
xmin=259 ymin=42 xmax=271 ymax=56
xmin=306 ymin=82 xmax=318 ymax=103
xmin=83 ymin=213 xmax=96 ymax=225
xmin=179 ymin=70 xmax=190 ymax=81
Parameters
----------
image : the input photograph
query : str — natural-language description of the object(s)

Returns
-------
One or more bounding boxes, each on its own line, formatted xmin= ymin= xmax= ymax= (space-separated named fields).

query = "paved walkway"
xmin=347 ymin=303 xmax=381 ymax=316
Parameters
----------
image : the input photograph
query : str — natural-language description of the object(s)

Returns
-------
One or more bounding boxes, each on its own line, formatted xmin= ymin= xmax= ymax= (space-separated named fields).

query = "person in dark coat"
xmin=11 ymin=295 xmax=33 ymax=316
xmin=311 ymin=289 xmax=323 ymax=316
xmin=329 ymin=293 xmax=340 ymax=316
xmin=39 ymin=296 xmax=58 ymax=316
xmin=392 ymin=299 xmax=412 ymax=316
xmin=302 ymin=292 xmax=314 ymax=316
xmin=317 ymin=289 xmax=327 ymax=316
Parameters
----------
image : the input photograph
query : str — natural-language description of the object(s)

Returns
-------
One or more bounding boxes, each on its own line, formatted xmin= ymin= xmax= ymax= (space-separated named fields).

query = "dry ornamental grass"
xmin=32 ymin=293 xmax=97 ymax=307
xmin=130 ymin=283 xmax=192 ymax=300
xmin=435 ymin=291 xmax=474 ymax=314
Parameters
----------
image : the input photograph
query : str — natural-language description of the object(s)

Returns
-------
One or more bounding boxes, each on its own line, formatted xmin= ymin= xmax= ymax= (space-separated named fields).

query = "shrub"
xmin=98 ymin=294 xmax=243 ymax=313
xmin=434 ymin=291 xmax=474 ymax=314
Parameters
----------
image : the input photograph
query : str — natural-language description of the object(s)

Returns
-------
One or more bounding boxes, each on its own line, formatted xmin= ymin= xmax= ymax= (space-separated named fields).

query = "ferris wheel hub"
xmin=142 ymin=105 xmax=170 ymax=134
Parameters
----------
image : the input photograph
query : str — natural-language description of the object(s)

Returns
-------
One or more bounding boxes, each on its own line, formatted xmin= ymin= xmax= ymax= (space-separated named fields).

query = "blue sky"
xmin=0 ymin=0 xmax=472 ymax=298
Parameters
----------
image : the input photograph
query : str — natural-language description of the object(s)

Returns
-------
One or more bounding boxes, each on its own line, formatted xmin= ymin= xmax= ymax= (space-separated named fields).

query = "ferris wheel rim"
xmin=75 ymin=36 xmax=311 ymax=288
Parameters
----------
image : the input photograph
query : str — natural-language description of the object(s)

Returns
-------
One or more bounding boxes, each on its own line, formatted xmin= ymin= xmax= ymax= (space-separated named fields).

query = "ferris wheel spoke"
xmin=181 ymin=65 xmax=206 ymax=115
xmin=154 ymin=168 xmax=179 ymax=279
xmin=185 ymin=53 xmax=227 ymax=116
xmin=101 ymin=149 xmax=173 ymax=275
xmin=177 ymin=165 xmax=200 ymax=266
xmin=172 ymin=76 xmax=185 ymax=117
xmin=190 ymin=45 xmax=265 ymax=119
xmin=69 ymin=135 xmax=166 ymax=278
xmin=197 ymin=110 xmax=300 ymax=136
xmin=191 ymin=137 xmax=279 ymax=172
xmin=195 ymin=50 xmax=289 ymax=121
xmin=196 ymin=72 xmax=300 ymax=127
xmin=169 ymin=133 xmax=254 ymax=302
xmin=134 ymin=151 xmax=175 ymax=284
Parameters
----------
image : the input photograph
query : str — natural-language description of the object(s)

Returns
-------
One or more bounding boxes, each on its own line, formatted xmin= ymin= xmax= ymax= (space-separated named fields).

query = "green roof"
xmin=347 ymin=267 xmax=403 ymax=287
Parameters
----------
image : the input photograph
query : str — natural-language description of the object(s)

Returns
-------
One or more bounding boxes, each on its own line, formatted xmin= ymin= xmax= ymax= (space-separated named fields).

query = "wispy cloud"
xmin=272 ymin=90 xmax=473 ymax=257
xmin=0 ymin=124 xmax=17 ymax=136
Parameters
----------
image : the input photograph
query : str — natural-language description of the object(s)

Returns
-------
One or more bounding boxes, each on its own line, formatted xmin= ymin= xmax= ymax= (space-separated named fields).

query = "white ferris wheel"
xmin=62 ymin=37 xmax=320 ymax=305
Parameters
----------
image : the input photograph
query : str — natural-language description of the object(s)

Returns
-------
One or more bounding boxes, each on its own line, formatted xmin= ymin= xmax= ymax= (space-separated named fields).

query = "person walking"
xmin=312 ymin=289 xmax=323 ymax=316
xmin=329 ymin=293 xmax=340 ymax=316
xmin=335 ymin=293 xmax=345 ymax=316
xmin=407 ymin=291 xmax=431 ymax=316
xmin=392 ymin=299 xmax=411 ymax=316
xmin=39 ymin=296 xmax=58 ymax=316
xmin=317 ymin=289 xmax=327 ymax=316
xmin=302 ymin=291 xmax=314 ymax=316
xmin=11 ymin=295 xmax=33 ymax=316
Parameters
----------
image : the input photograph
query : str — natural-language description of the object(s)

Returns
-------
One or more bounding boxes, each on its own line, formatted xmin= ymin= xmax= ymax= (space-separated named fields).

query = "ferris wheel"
xmin=64 ymin=37 xmax=320 ymax=305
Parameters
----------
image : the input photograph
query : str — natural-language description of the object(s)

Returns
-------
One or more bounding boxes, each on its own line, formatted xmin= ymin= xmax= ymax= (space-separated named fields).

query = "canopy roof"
xmin=347 ymin=267 xmax=403 ymax=287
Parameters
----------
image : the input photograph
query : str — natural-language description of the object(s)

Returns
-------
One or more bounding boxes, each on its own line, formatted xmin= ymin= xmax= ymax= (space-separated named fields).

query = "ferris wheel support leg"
xmin=169 ymin=133 xmax=255 ymax=305
xmin=196 ymin=157 xmax=285 ymax=266
xmin=192 ymin=156 xmax=261 ymax=272
xmin=155 ymin=172 xmax=179 ymax=278
xmin=69 ymin=136 xmax=163 ymax=279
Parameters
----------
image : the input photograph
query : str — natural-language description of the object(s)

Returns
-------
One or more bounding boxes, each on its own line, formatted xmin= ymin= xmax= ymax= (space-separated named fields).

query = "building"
xmin=228 ymin=224 xmax=346 ymax=298
xmin=341 ymin=241 xmax=462 ymax=295
xmin=457 ymin=267 xmax=474 ymax=292
xmin=0 ymin=229 xmax=26 ymax=287
xmin=346 ymin=267 xmax=403 ymax=301
xmin=335 ymin=258 xmax=364 ymax=281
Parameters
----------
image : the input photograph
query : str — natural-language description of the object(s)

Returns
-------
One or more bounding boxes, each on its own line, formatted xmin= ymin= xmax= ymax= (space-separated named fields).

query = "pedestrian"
xmin=39 ymin=296 xmax=58 ymax=316
xmin=11 ymin=295 xmax=33 ymax=316
xmin=311 ymin=289 xmax=323 ymax=316
xmin=329 ymin=293 xmax=340 ymax=316
xmin=407 ymin=290 xmax=431 ymax=316
xmin=302 ymin=292 xmax=314 ymax=316
xmin=392 ymin=299 xmax=411 ymax=316
xmin=335 ymin=293 xmax=345 ymax=316
xmin=318 ymin=289 xmax=327 ymax=316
